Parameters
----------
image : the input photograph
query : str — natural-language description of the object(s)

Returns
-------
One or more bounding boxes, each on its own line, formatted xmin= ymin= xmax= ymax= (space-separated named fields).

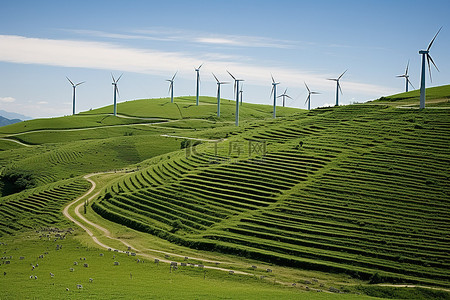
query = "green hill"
xmin=0 ymin=88 xmax=449 ymax=298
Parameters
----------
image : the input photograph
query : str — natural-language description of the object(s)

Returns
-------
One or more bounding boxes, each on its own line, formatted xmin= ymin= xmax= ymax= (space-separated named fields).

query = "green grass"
xmin=1 ymin=87 xmax=450 ymax=298
xmin=0 ymin=232 xmax=375 ymax=299
xmin=372 ymin=84 xmax=450 ymax=106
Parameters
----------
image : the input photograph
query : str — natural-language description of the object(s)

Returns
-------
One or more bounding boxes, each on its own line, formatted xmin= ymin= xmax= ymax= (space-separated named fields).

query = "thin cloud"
xmin=0 ymin=96 xmax=16 ymax=103
xmin=68 ymin=28 xmax=299 ymax=49
xmin=0 ymin=34 xmax=394 ymax=95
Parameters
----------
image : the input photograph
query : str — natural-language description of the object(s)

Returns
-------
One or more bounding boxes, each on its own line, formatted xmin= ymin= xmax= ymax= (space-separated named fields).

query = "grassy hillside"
xmin=0 ymin=87 xmax=449 ymax=298
xmin=373 ymin=84 xmax=450 ymax=107
xmin=93 ymin=103 xmax=450 ymax=287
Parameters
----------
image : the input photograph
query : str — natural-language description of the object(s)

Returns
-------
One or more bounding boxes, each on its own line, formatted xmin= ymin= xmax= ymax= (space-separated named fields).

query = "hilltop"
xmin=0 ymin=89 xmax=449 ymax=299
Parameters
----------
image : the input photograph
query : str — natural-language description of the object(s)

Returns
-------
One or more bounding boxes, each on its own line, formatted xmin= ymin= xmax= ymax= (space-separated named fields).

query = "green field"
xmin=0 ymin=89 xmax=449 ymax=299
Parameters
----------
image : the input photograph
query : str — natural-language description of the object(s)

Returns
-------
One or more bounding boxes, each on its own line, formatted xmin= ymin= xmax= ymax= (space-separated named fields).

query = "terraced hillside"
xmin=0 ymin=178 xmax=90 ymax=236
xmin=93 ymin=104 xmax=450 ymax=287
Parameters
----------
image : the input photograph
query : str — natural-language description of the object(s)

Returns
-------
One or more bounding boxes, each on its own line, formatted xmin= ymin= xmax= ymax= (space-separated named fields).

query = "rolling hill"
xmin=0 ymin=90 xmax=449 ymax=298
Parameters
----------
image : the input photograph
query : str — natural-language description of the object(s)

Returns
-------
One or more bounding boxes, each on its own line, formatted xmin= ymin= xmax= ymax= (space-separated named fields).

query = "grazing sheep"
xmin=50 ymin=272 xmax=54 ymax=278
xmin=83 ymin=263 xmax=88 ymax=268
xmin=89 ymin=278 xmax=93 ymax=283
xmin=114 ymin=261 xmax=119 ymax=266
xmin=154 ymin=259 xmax=159 ymax=264
xmin=34 ymin=276 xmax=37 ymax=280
xmin=266 ymin=269 xmax=272 ymax=273
xmin=66 ymin=288 xmax=69 ymax=291
xmin=76 ymin=284 xmax=83 ymax=289
xmin=251 ymin=265 xmax=257 ymax=269
xmin=74 ymin=262 xmax=78 ymax=265
xmin=30 ymin=275 xmax=33 ymax=279
xmin=70 ymin=268 xmax=74 ymax=272
xmin=99 ymin=253 xmax=104 ymax=257
xmin=229 ymin=270 xmax=234 ymax=274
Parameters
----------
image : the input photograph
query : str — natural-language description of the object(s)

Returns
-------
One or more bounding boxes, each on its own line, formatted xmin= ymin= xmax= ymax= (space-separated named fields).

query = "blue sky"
xmin=0 ymin=0 xmax=449 ymax=118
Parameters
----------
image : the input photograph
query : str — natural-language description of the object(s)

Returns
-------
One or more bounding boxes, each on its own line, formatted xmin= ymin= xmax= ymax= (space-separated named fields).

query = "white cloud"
xmin=0 ymin=34 xmax=395 ymax=96
xmin=38 ymin=101 xmax=48 ymax=105
xmin=0 ymin=96 xmax=16 ymax=103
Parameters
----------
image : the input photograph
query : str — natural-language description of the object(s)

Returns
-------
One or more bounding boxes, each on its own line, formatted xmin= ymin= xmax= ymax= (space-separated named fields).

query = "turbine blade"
xmin=327 ymin=78 xmax=337 ymax=81
xmin=117 ymin=73 xmax=123 ymax=82
xmin=227 ymin=70 xmax=236 ymax=80
xmin=286 ymin=95 xmax=293 ymax=99
xmin=271 ymin=74 xmax=275 ymax=83
xmin=111 ymin=73 xmax=115 ymax=83
xmin=305 ymin=96 xmax=309 ymax=105
xmin=75 ymin=81 xmax=85 ymax=87
xmin=270 ymin=85 xmax=274 ymax=98
xmin=311 ymin=92 xmax=320 ymax=94
xmin=338 ymin=82 xmax=343 ymax=95
xmin=427 ymin=54 xmax=439 ymax=72
xmin=304 ymin=82 xmax=310 ymax=93
xmin=212 ymin=73 xmax=219 ymax=83
xmin=277 ymin=94 xmax=282 ymax=98
xmin=407 ymin=78 xmax=415 ymax=90
xmin=427 ymin=26 xmax=443 ymax=51
xmin=338 ymin=69 xmax=348 ymax=80
xmin=172 ymin=71 xmax=177 ymax=81
xmin=198 ymin=63 xmax=203 ymax=70
xmin=66 ymin=77 xmax=74 ymax=86
xmin=116 ymin=85 xmax=120 ymax=97
xmin=283 ymin=88 xmax=287 ymax=94
xmin=405 ymin=60 xmax=409 ymax=75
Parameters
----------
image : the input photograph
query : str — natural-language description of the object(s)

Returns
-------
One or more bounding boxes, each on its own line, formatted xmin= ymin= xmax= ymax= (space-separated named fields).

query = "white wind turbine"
xmin=270 ymin=75 xmax=280 ymax=118
xmin=111 ymin=73 xmax=123 ymax=116
xmin=212 ymin=73 xmax=229 ymax=117
xmin=166 ymin=72 xmax=177 ymax=103
xmin=277 ymin=88 xmax=292 ymax=107
xmin=327 ymin=70 xmax=347 ymax=106
xmin=396 ymin=60 xmax=414 ymax=92
xmin=304 ymin=82 xmax=319 ymax=111
xmin=66 ymin=77 xmax=85 ymax=115
xmin=227 ymin=70 xmax=244 ymax=126
xmin=419 ymin=27 xmax=442 ymax=109
xmin=195 ymin=64 xmax=203 ymax=106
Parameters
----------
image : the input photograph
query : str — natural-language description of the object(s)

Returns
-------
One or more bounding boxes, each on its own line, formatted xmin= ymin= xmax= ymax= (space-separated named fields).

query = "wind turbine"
xmin=212 ymin=73 xmax=229 ymax=117
xmin=304 ymin=82 xmax=319 ymax=111
xmin=111 ymin=73 xmax=123 ymax=116
xmin=419 ymin=27 xmax=442 ymax=109
xmin=327 ymin=70 xmax=347 ymax=106
xmin=195 ymin=63 xmax=203 ymax=106
xmin=227 ymin=70 xmax=244 ymax=126
xmin=277 ymin=88 xmax=292 ymax=107
xmin=396 ymin=61 xmax=414 ymax=92
xmin=66 ymin=77 xmax=85 ymax=115
xmin=166 ymin=72 xmax=177 ymax=103
xmin=270 ymin=75 xmax=280 ymax=118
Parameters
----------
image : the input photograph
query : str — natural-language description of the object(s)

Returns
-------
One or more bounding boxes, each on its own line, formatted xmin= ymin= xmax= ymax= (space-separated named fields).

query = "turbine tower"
xmin=212 ymin=73 xmax=229 ymax=117
xmin=277 ymin=88 xmax=292 ymax=107
xmin=419 ymin=27 xmax=442 ymax=109
xmin=396 ymin=60 xmax=414 ymax=92
xmin=66 ymin=77 xmax=85 ymax=115
xmin=111 ymin=73 xmax=123 ymax=116
xmin=166 ymin=72 xmax=177 ymax=103
xmin=327 ymin=70 xmax=347 ymax=106
xmin=239 ymin=84 xmax=244 ymax=106
xmin=227 ymin=70 xmax=244 ymax=126
xmin=304 ymin=82 xmax=319 ymax=111
xmin=195 ymin=63 xmax=203 ymax=106
xmin=270 ymin=75 xmax=280 ymax=118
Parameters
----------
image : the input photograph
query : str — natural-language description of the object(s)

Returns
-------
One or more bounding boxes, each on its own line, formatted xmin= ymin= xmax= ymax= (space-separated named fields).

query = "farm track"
xmin=63 ymin=172 xmax=255 ymax=276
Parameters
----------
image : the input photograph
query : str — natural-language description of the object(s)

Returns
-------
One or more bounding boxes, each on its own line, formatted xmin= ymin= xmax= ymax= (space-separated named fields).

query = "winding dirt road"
xmin=63 ymin=172 xmax=249 ymax=275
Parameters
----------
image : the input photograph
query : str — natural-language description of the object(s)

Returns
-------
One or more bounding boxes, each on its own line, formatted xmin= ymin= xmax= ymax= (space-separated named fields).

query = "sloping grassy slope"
xmin=373 ymin=84 xmax=450 ymax=107
xmin=93 ymin=104 xmax=450 ymax=287
xmin=82 ymin=96 xmax=301 ymax=121
xmin=0 ymin=178 xmax=90 ymax=236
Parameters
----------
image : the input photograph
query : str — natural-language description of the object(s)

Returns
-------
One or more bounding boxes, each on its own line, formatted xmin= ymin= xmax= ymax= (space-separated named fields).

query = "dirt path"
xmin=160 ymin=134 xmax=225 ymax=142
xmin=63 ymin=172 xmax=250 ymax=276
xmin=0 ymin=137 xmax=32 ymax=147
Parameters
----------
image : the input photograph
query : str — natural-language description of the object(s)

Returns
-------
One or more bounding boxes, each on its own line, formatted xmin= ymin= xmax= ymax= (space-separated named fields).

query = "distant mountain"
xmin=0 ymin=115 xmax=22 ymax=127
xmin=0 ymin=110 xmax=32 ymax=121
